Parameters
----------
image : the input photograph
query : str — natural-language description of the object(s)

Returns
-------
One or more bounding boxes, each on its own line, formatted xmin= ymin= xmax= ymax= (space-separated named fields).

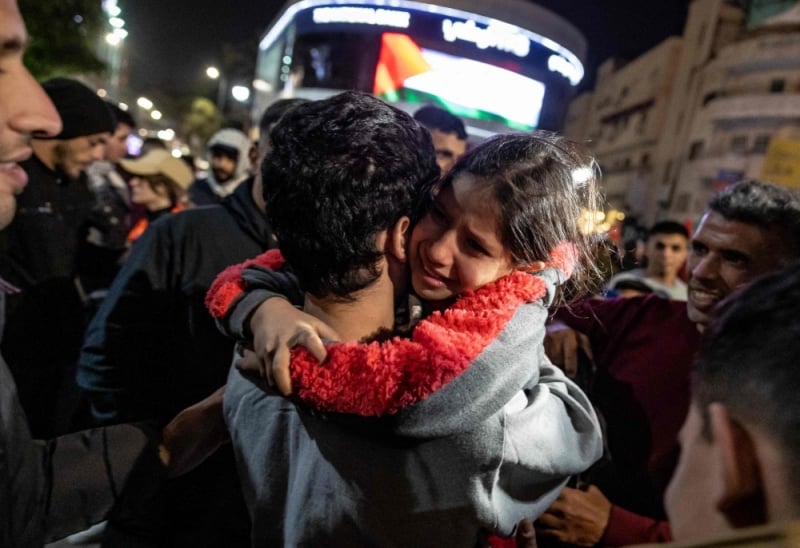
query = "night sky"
xmin=120 ymin=0 xmax=690 ymax=98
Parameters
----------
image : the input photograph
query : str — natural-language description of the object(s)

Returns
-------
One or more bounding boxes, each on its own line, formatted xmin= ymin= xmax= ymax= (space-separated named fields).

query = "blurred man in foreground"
xmin=0 ymin=1 xmax=225 ymax=545
xmin=665 ymin=260 xmax=800 ymax=544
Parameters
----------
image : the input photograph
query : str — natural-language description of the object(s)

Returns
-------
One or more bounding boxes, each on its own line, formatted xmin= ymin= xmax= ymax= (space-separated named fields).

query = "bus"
xmin=251 ymin=0 xmax=587 ymax=138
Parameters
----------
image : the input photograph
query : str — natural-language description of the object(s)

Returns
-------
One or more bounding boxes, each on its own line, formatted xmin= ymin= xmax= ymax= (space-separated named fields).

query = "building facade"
xmin=566 ymin=0 xmax=773 ymax=226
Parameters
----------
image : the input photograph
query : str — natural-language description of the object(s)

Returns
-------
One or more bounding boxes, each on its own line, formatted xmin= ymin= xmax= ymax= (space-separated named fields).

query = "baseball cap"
xmin=120 ymin=149 xmax=193 ymax=190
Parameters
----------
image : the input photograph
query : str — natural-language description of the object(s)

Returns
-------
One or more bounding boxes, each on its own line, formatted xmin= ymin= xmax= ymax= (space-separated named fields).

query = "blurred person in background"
xmin=605 ymin=220 xmax=689 ymax=300
xmin=0 ymin=1 xmax=227 ymax=545
xmin=76 ymin=99 xmax=304 ymax=546
xmin=122 ymin=148 xmax=193 ymax=243
xmin=84 ymin=103 xmax=136 ymax=299
xmin=413 ymin=104 xmax=468 ymax=174
xmin=0 ymin=76 xmax=115 ymax=438
xmin=187 ymin=127 xmax=252 ymax=206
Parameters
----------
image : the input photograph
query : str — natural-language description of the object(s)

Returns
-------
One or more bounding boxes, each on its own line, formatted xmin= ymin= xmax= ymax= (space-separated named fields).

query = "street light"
xmin=137 ymin=96 xmax=153 ymax=110
xmin=231 ymin=85 xmax=250 ymax=103
xmin=102 ymin=1 xmax=126 ymax=99
xmin=151 ymin=110 xmax=163 ymax=121
xmin=205 ymin=66 xmax=227 ymax=113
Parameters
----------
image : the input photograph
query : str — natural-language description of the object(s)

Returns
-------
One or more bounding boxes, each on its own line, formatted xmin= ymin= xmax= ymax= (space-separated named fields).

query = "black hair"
xmin=709 ymin=180 xmax=800 ymax=257
xmin=608 ymin=278 xmax=654 ymax=295
xmin=648 ymin=220 xmax=689 ymax=240
xmin=141 ymin=137 xmax=167 ymax=154
xmin=209 ymin=144 xmax=239 ymax=162
xmin=258 ymin=98 xmax=309 ymax=137
xmin=413 ymin=105 xmax=467 ymax=140
xmin=693 ymin=259 xmax=800 ymax=502
xmin=262 ymin=91 xmax=438 ymax=299
xmin=106 ymin=102 xmax=135 ymax=129
xmin=423 ymin=131 xmax=604 ymax=303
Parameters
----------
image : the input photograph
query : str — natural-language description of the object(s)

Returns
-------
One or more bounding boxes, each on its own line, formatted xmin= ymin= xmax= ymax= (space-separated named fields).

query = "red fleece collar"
xmin=291 ymin=268 xmax=546 ymax=416
xmin=207 ymin=248 xmax=548 ymax=416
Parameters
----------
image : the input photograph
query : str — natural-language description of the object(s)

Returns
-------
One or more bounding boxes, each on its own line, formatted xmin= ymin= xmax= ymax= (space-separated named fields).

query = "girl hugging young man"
xmin=206 ymin=92 xmax=604 ymax=545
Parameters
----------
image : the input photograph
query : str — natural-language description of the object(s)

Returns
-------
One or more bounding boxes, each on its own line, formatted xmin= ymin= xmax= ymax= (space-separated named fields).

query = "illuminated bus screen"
xmin=252 ymin=1 xmax=586 ymax=135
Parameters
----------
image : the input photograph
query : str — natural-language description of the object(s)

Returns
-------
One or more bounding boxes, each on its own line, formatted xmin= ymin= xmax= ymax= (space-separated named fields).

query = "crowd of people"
xmin=2 ymin=0 xmax=800 ymax=546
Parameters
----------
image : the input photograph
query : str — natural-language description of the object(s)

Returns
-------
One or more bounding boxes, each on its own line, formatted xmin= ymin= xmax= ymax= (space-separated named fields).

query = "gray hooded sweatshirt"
xmin=221 ymin=265 xmax=603 ymax=547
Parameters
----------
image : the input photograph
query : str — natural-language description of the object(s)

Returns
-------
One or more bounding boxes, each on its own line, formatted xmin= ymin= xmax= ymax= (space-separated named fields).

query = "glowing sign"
xmin=441 ymin=19 xmax=529 ymax=58
xmin=548 ymin=54 xmax=581 ymax=86
xmin=312 ymin=6 xmax=411 ymax=28
xmin=259 ymin=0 xmax=585 ymax=87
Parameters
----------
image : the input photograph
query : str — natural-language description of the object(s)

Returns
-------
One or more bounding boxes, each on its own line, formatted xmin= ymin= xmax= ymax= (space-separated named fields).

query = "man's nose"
xmin=9 ymin=71 xmax=62 ymax=138
xmin=690 ymin=254 xmax=717 ymax=280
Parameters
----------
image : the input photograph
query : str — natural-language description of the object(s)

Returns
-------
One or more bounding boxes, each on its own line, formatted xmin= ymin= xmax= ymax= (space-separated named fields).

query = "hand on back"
xmin=235 ymin=298 xmax=340 ymax=395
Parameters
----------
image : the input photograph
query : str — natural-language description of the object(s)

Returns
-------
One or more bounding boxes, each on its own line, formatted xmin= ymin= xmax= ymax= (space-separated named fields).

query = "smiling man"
xmin=0 ymin=0 xmax=61 ymax=227
xmin=539 ymin=179 xmax=800 ymax=546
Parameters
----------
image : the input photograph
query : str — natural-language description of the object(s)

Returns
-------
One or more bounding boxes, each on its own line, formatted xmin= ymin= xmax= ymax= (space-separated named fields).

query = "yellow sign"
xmin=761 ymin=138 xmax=800 ymax=189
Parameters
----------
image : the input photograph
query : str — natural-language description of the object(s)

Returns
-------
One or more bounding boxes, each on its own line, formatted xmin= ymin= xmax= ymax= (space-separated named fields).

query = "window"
xmin=731 ymin=135 xmax=747 ymax=154
xmin=753 ymin=134 xmax=771 ymax=153
xmin=703 ymin=91 xmax=719 ymax=106
xmin=770 ymin=79 xmax=785 ymax=93
xmin=641 ymin=153 xmax=651 ymax=167
xmin=688 ymin=141 xmax=704 ymax=160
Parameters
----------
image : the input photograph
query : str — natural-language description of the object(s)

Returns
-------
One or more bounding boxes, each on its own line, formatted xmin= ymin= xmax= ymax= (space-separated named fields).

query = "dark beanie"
xmin=42 ymin=78 xmax=116 ymax=139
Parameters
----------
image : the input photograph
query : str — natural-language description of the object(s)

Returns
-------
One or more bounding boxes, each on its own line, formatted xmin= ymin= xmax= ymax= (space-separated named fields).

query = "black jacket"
xmin=0 ymin=155 xmax=98 ymax=437
xmin=78 ymin=177 xmax=276 ymax=423
xmin=77 ymin=178 xmax=274 ymax=546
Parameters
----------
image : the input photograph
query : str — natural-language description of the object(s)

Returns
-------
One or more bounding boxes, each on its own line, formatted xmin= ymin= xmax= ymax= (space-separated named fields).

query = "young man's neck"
xmin=303 ymin=274 xmax=397 ymax=342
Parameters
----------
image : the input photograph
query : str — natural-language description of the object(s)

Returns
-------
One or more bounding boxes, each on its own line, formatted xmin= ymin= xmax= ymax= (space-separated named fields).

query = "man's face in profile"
xmin=106 ymin=122 xmax=132 ymax=163
xmin=53 ymin=132 xmax=109 ymax=180
xmin=664 ymin=404 xmax=730 ymax=541
xmin=429 ymin=128 xmax=466 ymax=174
xmin=0 ymin=0 xmax=61 ymax=228
xmin=686 ymin=210 xmax=794 ymax=330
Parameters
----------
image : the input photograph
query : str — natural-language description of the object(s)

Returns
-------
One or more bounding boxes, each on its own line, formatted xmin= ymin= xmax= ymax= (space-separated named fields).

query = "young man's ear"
xmin=387 ymin=216 xmax=410 ymax=263
xmin=710 ymin=403 xmax=767 ymax=528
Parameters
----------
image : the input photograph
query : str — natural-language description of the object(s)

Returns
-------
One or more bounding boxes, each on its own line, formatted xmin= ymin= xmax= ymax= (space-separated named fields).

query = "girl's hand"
xmin=236 ymin=298 xmax=340 ymax=395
